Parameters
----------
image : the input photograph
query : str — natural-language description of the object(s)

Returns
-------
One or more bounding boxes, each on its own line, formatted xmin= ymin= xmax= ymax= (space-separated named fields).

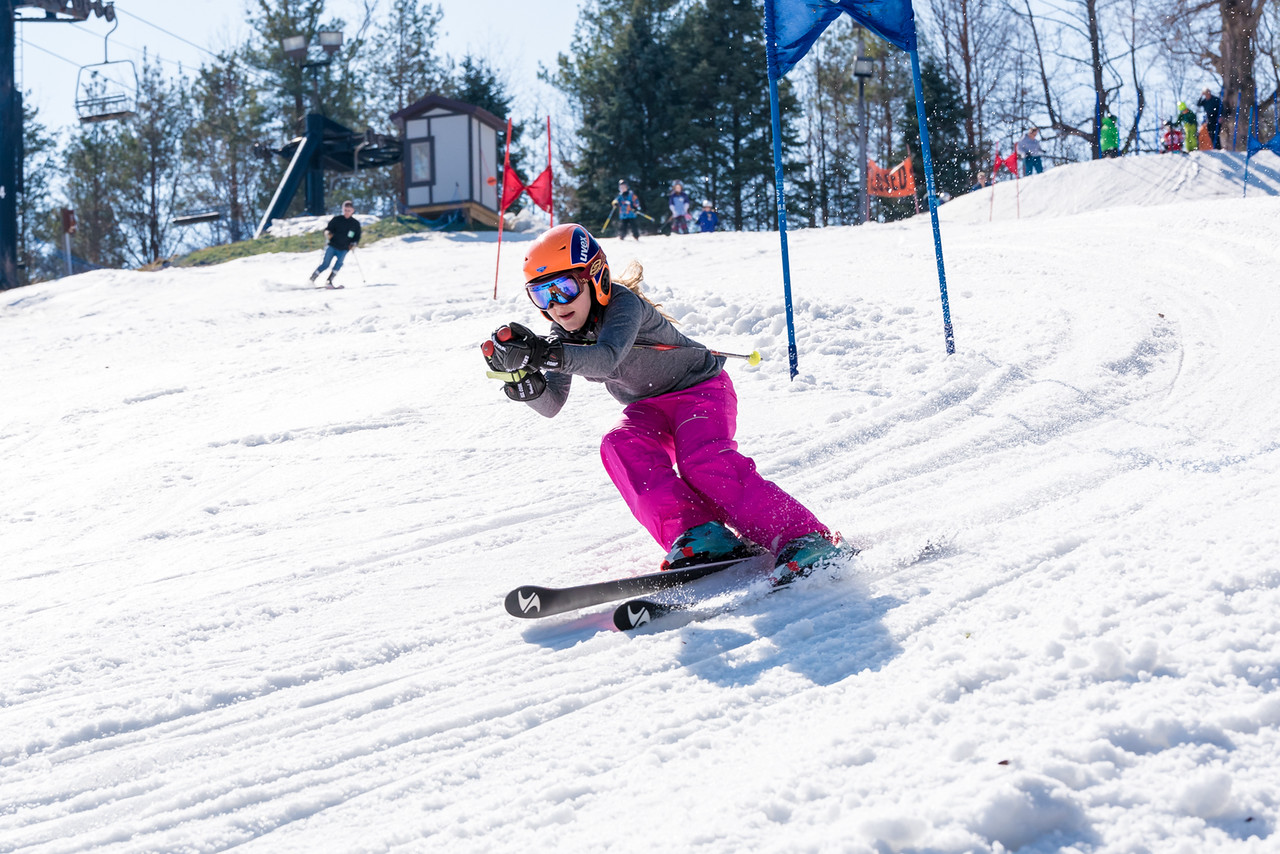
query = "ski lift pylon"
xmin=74 ymin=14 xmax=136 ymax=123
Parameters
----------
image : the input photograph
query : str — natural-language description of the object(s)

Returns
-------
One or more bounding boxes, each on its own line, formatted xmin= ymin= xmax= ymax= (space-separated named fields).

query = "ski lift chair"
xmin=74 ymin=16 xmax=137 ymax=123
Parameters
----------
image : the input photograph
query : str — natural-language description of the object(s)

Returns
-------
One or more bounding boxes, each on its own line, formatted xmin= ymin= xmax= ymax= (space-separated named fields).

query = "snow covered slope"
xmin=943 ymin=149 xmax=1280 ymax=223
xmin=2 ymin=155 xmax=1279 ymax=853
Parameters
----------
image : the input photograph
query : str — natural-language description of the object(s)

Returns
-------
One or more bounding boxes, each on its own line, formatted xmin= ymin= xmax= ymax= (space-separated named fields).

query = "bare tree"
xmin=1015 ymin=0 xmax=1149 ymax=158
xmin=1159 ymin=0 xmax=1270 ymax=148
xmin=927 ymin=0 xmax=1017 ymax=172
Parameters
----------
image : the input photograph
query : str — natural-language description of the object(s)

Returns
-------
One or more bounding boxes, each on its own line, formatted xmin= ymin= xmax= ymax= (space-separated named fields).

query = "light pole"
xmin=281 ymin=30 xmax=343 ymax=215
xmin=854 ymin=56 xmax=874 ymax=226
xmin=282 ymin=30 xmax=343 ymax=114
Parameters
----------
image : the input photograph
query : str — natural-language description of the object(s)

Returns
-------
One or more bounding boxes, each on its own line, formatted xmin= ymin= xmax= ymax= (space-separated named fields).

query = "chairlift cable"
xmin=111 ymin=8 xmax=285 ymax=89
xmin=22 ymin=10 xmax=275 ymax=89
xmin=17 ymin=37 xmax=82 ymax=69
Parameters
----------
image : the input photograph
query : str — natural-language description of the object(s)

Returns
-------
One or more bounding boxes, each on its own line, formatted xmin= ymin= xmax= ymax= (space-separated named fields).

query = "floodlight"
xmin=282 ymin=35 xmax=309 ymax=62
xmin=318 ymin=31 xmax=344 ymax=53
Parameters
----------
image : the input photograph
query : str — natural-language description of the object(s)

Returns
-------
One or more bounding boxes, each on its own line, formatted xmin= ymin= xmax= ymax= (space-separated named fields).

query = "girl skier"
xmin=482 ymin=223 xmax=846 ymax=585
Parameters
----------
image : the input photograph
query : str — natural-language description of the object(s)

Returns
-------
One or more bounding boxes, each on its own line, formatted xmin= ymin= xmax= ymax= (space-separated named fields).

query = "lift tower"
xmin=2 ymin=1 xmax=116 ymax=290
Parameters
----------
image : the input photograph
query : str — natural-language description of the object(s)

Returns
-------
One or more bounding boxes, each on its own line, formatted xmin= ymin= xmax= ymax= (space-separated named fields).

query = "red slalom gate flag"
xmin=993 ymin=149 xmax=1018 ymax=176
xmin=867 ymin=156 xmax=917 ymax=198
xmin=501 ymin=164 xmax=526 ymax=211
xmin=525 ymin=167 xmax=552 ymax=213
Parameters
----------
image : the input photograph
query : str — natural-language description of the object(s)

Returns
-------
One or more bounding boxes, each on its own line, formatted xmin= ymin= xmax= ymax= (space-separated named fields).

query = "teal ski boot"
xmin=662 ymin=521 xmax=757 ymax=570
xmin=767 ymin=531 xmax=856 ymax=587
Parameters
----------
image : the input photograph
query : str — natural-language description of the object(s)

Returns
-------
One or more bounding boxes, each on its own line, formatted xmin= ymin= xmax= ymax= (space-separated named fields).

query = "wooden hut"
xmin=391 ymin=95 xmax=502 ymax=227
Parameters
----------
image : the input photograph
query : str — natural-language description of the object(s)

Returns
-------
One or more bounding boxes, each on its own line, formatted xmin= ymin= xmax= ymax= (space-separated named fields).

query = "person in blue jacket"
xmin=696 ymin=200 xmax=718 ymax=233
xmin=612 ymin=180 xmax=643 ymax=240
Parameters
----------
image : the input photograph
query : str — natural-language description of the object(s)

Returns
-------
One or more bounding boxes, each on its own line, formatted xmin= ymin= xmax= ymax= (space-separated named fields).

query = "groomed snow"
xmin=3 ymin=151 xmax=1279 ymax=853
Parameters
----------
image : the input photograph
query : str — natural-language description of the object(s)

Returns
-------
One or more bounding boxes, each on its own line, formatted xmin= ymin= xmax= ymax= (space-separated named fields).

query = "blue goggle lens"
xmin=526 ymin=273 xmax=584 ymax=310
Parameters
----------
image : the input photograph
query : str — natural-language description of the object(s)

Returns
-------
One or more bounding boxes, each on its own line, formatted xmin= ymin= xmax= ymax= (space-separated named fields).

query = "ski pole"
xmin=632 ymin=342 xmax=762 ymax=366
xmin=350 ymin=247 xmax=367 ymax=284
xmin=602 ymin=210 xmax=614 ymax=232
xmin=481 ymin=328 xmax=763 ymax=381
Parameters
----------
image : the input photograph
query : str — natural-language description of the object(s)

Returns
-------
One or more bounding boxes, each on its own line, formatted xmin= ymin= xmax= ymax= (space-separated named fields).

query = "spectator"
xmin=1100 ymin=114 xmax=1119 ymax=158
xmin=1160 ymin=120 xmax=1184 ymax=154
xmin=667 ymin=181 xmax=693 ymax=235
xmin=1177 ymin=102 xmax=1199 ymax=151
xmin=696 ymin=200 xmax=718 ymax=233
xmin=971 ymin=171 xmax=990 ymax=192
xmin=310 ymin=200 xmax=361 ymax=289
xmin=1197 ymin=88 xmax=1223 ymax=150
xmin=612 ymin=179 xmax=643 ymax=241
xmin=1016 ymin=127 xmax=1044 ymax=175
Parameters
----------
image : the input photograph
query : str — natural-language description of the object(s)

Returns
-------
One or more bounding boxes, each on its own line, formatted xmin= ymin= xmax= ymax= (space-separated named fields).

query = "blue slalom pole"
xmin=763 ymin=0 xmax=800 ymax=379
xmin=909 ymin=49 xmax=955 ymax=356
xmin=1243 ymin=105 xmax=1256 ymax=197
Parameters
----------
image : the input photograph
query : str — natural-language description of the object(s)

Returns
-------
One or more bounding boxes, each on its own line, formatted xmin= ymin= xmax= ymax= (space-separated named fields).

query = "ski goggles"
xmin=526 ymin=272 xmax=586 ymax=310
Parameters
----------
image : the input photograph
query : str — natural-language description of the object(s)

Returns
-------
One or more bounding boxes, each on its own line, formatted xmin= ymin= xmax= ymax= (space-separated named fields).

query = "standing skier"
xmin=1016 ymin=127 xmax=1044 ymax=175
xmin=612 ymin=180 xmax=643 ymax=241
xmin=1197 ymin=88 xmax=1223 ymax=150
xmin=482 ymin=223 xmax=848 ymax=585
xmin=696 ymin=200 xmax=719 ymax=233
xmin=310 ymin=200 xmax=362 ymax=288
xmin=667 ymin=181 xmax=692 ymax=234
xmin=1100 ymin=114 xmax=1119 ymax=158
xmin=1177 ymin=102 xmax=1199 ymax=152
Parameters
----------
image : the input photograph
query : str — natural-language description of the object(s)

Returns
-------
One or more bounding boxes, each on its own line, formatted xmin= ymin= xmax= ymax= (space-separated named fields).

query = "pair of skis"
xmin=504 ymin=553 xmax=776 ymax=631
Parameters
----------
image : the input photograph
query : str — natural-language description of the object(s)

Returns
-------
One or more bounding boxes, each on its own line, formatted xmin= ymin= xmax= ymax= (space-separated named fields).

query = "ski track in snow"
xmin=2 ymin=153 xmax=1279 ymax=853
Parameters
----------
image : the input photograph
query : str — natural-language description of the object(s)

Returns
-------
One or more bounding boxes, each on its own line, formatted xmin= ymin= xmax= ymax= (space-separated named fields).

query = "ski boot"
xmin=767 ymin=531 xmax=856 ymax=587
xmin=309 ymin=271 xmax=319 ymax=284
xmin=661 ymin=521 xmax=757 ymax=571
xmin=325 ymin=272 xmax=342 ymax=290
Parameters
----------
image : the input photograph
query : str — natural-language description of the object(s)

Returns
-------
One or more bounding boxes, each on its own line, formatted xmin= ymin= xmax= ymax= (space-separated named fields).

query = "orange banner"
xmin=867 ymin=157 xmax=917 ymax=198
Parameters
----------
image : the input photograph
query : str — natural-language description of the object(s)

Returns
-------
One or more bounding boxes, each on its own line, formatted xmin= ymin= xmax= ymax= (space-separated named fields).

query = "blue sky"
xmin=15 ymin=0 xmax=578 ymax=135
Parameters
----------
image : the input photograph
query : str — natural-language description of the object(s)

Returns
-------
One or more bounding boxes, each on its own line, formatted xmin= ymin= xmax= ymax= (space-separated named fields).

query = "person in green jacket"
xmin=1177 ymin=102 xmax=1199 ymax=152
xmin=1100 ymin=114 xmax=1119 ymax=158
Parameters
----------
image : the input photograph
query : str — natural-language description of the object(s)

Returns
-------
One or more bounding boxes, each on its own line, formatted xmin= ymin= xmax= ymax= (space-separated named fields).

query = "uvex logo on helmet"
xmin=573 ymin=229 xmax=590 ymax=265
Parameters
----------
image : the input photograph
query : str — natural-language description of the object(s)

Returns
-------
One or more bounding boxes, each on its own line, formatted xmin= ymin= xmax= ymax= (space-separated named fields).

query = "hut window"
xmin=409 ymin=139 xmax=434 ymax=185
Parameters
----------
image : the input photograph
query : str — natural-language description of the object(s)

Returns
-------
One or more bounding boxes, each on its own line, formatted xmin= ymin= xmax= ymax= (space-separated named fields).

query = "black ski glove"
xmin=503 ymin=370 xmax=546 ymax=402
xmin=487 ymin=322 xmax=563 ymax=372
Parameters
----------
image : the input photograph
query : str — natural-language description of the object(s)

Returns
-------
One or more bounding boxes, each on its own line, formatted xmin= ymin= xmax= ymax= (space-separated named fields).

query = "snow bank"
xmin=941 ymin=150 xmax=1280 ymax=224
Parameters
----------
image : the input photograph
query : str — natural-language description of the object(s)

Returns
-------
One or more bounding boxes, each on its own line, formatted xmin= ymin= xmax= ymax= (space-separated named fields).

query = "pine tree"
xmin=114 ymin=55 xmax=190 ymax=265
xmin=18 ymin=94 xmax=62 ymax=282
xmin=889 ymin=54 xmax=972 ymax=220
xmin=451 ymin=54 xmax=526 ymax=176
xmin=185 ymin=52 xmax=272 ymax=244
xmin=552 ymin=0 xmax=684 ymax=230
xmin=366 ymin=0 xmax=446 ymax=117
xmin=63 ymin=121 xmax=128 ymax=269
xmin=676 ymin=0 xmax=800 ymax=231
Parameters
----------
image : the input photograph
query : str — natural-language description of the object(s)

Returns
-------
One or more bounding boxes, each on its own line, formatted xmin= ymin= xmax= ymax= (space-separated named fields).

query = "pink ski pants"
xmin=599 ymin=372 xmax=827 ymax=553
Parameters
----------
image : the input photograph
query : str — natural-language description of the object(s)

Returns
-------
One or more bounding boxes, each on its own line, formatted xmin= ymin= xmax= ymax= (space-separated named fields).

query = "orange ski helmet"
xmin=522 ymin=224 xmax=611 ymax=311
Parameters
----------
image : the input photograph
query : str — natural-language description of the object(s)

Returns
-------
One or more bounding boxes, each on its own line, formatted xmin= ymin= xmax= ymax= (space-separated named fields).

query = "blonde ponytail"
xmin=612 ymin=260 xmax=677 ymax=324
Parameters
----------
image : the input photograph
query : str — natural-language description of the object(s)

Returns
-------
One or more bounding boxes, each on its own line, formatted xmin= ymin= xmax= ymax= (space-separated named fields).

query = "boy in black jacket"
xmin=310 ymin=200 xmax=362 ymax=288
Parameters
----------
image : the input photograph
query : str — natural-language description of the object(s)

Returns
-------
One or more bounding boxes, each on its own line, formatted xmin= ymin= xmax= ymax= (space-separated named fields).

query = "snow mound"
xmin=940 ymin=150 xmax=1280 ymax=224
xmin=265 ymin=213 xmax=380 ymax=238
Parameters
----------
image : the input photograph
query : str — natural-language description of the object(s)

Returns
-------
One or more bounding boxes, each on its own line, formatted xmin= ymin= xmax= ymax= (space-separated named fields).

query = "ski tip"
xmin=613 ymin=599 xmax=668 ymax=631
xmin=504 ymin=587 xmax=546 ymax=618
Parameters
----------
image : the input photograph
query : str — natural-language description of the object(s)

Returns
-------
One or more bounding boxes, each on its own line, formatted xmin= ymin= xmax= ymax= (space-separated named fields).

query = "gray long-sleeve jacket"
xmin=526 ymin=285 xmax=724 ymax=418
xmin=1016 ymin=133 xmax=1044 ymax=157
